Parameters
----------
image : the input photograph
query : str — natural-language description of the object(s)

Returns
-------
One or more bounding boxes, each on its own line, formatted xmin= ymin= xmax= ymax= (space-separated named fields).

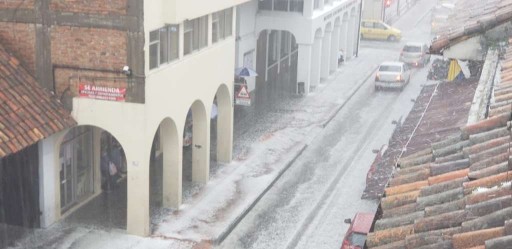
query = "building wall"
xmin=147 ymin=0 xmax=250 ymax=26
xmin=0 ymin=22 xmax=36 ymax=74
xmin=49 ymin=0 xmax=127 ymax=14
xmin=236 ymin=1 xmax=258 ymax=92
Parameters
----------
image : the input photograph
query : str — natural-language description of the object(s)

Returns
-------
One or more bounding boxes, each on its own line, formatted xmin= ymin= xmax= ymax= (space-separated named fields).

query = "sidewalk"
xmin=6 ymin=49 xmax=391 ymax=249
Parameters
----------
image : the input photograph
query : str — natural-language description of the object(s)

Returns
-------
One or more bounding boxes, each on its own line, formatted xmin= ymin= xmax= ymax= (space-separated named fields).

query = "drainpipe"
xmin=356 ymin=0 xmax=363 ymax=57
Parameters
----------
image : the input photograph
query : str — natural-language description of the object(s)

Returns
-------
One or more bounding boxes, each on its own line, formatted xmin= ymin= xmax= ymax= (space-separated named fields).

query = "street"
xmin=217 ymin=1 xmax=437 ymax=248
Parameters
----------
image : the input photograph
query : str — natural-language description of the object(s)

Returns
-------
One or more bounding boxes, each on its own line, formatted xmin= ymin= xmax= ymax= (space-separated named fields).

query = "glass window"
xmin=184 ymin=20 xmax=193 ymax=55
xmin=259 ymin=0 xmax=273 ymax=10
xmin=314 ymin=0 xmax=320 ymax=9
xmin=149 ymin=30 xmax=159 ymax=69
xmin=290 ymin=0 xmax=304 ymax=12
xmin=185 ymin=15 xmax=208 ymax=55
xmin=159 ymin=27 xmax=169 ymax=64
xmin=169 ymin=25 xmax=179 ymax=61
xmin=225 ymin=8 xmax=233 ymax=37
xmin=274 ymin=0 xmax=288 ymax=11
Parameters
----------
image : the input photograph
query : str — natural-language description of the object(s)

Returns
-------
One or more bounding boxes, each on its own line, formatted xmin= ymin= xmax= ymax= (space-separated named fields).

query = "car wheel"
xmin=387 ymin=35 xmax=397 ymax=42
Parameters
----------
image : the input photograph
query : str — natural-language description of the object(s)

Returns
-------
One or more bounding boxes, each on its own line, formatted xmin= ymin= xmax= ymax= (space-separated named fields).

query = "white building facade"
xmin=35 ymin=0 xmax=250 ymax=237
xmin=236 ymin=0 xmax=363 ymax=98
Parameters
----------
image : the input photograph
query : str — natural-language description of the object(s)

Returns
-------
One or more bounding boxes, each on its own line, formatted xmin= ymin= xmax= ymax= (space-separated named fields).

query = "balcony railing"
xmin=258 ymin=0 xmax=304 ymax=14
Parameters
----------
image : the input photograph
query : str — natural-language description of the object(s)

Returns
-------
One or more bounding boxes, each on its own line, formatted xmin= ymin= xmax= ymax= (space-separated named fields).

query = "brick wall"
xmin=0 ymin=22 xmax=36 ymax=74
xmin=54 ymin=68 xmax=128 ymax=98
xmin=50 ymin=0 xmax=127 ymax=15
xmin=51 ymin=26 xmax=127 ymax=70
xmin=0 ymin=0 xmax=34 ymax=9
xmin=51 ymin=26 xmax=128 ymax=100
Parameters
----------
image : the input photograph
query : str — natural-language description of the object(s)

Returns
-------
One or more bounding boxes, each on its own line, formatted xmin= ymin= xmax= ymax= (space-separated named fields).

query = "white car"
xmin=399 ymin=42 xmax=431 ymax=67
xmin=375 ymin=61 xmax=411 ymax=91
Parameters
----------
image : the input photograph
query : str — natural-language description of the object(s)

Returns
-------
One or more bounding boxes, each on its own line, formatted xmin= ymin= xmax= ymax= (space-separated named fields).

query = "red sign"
xmin=235 ymin=85 xmax=251 ymax=106
xmin=79 ymin=84 xmax=126 ymax=102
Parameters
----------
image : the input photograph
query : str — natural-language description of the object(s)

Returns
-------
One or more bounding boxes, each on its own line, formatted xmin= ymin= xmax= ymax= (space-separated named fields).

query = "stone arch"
xmin=149 ymin=117 xmax=181 ymax=209
xmin=189 ymin=99 xmax=209 ymax=183
xmin=57 ymin=125 xmax=128 ymax=228
xmin=346 ymin=7 xmax=357 ymax=59
xmin=331 ymin=17 xmax=342 ymax=72
xmin=321 ymin=22 xmax=333 ymax=80
xmin=212 ymin=83 xmax=233 ymax=164
xmin=311 ymin=27 xmax=324 ymax=89
xmin=339 ymin=12 xmax=350 ymax=59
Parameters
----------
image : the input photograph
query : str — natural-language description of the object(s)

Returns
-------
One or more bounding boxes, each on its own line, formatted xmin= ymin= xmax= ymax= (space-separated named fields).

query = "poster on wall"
xmin=79 ymin=83 xmax=126 ymax=102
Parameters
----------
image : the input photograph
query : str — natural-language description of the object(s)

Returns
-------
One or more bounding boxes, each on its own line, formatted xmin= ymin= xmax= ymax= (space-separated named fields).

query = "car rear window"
xmin=403 ymin=45 xmax=421 ymax=52
xmin=379 ymin=65 xmax=402 ymax=72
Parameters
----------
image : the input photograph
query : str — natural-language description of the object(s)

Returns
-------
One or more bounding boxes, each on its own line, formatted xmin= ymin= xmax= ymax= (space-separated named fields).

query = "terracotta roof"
xmin=0 ymin=43 xmax=75 ymax=158
xmin=363 ymin=79 xmax=478 ymax=199
xmin=430 ymin=0 xmax=512 ymax=55
xmin=366 ymin=111 xmax=512 ymax=248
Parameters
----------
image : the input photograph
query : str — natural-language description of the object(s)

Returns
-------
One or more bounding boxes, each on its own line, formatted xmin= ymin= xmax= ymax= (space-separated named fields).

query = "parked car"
xmin=399 ymin=42 xmax=431 ymax=67
xmin=340 ymin=212 xmax=376 ymax=249
xmin=375 ymin=61 xmax=411 ymax=91
xmin=360 ymin=19 xmax=402 ymax=42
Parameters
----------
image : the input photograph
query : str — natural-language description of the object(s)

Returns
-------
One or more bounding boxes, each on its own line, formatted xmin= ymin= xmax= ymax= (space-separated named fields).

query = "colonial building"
xmin=0 ymin=0 xmax=247 ymax=237
xmin=235 ymin=0 xmax=363 ymax=109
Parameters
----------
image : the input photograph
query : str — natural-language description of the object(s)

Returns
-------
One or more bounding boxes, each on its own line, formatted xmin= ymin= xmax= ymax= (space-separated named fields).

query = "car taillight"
xmin=375 ymin=73 xmax=380 ymax=81
xmin=396 ymin=74 xmax=402 ymax=81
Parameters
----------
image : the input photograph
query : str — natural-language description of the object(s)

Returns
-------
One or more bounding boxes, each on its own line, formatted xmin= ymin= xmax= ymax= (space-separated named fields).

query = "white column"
xmin=297 ymin=43 xmax=313 ymax=95
xmin=311 ymin=35 xmax=323 ymax=89
xmin=340 ymin=20 xmax=349 ymax=55
xmin=217 ymin=96 xmax=233 ymax=163
xmin=346 ymin=16 xmax=356 ymax=59
xmin=161 ymin=122 xmax=182 ymax=209
xmin=321 ymin=30 xmax=332 ymax=80
xmin=127 ymin=139 xmax=151 ymax=236
xmin=330 ymin=24 xmax=341 ymax=73
xmin=192 ymin=109 xmax=209 ymax=184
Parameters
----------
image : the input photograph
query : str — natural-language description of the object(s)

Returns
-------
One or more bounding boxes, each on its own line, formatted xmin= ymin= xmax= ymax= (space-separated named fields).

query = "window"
xmin=149 ymin=30 xmax=159 ymax=69
xmin=184 ymin=15 xmax=208 ymax=55
xmin=314 ymin=0 xmax=320 ymax=9
xmin=212 ymin=8 xmax=233 ymax=43
xmin=258 ymin=0 xmax=304 ymax=13
xmin=149 ymin=25 xmax=179 ymax=70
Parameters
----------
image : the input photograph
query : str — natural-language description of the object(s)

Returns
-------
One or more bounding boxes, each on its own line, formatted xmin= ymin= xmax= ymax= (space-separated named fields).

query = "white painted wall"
xmin=149 ymin=0 xmax=250 ymax=25
xmin=443 ymin=36 xmax=484 ymax=61
xmin=236 ymin=1 xmax=259 ymax=92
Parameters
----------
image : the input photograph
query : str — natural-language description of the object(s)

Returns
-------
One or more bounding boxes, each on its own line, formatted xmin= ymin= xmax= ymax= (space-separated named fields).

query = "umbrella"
xmin=235 ymin=67 xmax=258 ymax=77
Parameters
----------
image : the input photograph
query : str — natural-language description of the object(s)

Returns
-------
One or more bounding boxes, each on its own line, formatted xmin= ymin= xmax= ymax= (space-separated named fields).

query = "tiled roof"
xmin=362 ymin=79 xmax=478 ymax=199
xmin=0 ymin=44 xmax=75 ymax=158
xmin=366 ymin=44 xmax=512 ymax=249
xmin=430 ymin=0 xmax=512 ymax=55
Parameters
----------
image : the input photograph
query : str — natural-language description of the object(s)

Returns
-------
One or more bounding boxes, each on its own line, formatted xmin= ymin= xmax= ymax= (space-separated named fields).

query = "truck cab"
xmin=340 ymin=212 xmax=375 ymax=249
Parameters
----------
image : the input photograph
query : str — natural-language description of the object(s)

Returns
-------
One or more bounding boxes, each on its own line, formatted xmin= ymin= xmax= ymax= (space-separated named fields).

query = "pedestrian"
xmin=100 ymin=150 xmax=112 ymax=192
xmin=111 ymin=141 xmax=125 ymax=174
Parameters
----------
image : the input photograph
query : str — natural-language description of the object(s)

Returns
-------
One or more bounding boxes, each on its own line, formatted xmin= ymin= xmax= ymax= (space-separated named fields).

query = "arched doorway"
xmin=148 ymin=118 xmax=181 ymax=224
xmin=210 ymin=84 xmax=233 ymax=176
xmin=182 ymin=100 xmax=209 ymax=202
xmin=255 ymin=29 xmax=299 ymax=110
xmin=60 ymin=125 xmax=128 ymax=230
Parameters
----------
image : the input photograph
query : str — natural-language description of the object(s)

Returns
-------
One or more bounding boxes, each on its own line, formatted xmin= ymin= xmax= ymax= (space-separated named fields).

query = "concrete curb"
xmin=322 ymin=66 xmax=379 ymax=128
xmin=213 ymin=64 xmax=379 ymax=245
xmin=213 ymin=144 xmax=309 ymax=245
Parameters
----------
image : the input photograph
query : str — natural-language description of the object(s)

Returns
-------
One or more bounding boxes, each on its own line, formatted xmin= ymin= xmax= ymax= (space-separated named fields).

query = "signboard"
xmin=235 ymin=85 xmax=251 ymax=106
xmin=79 ymin=83 xmax=126 ymax=102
